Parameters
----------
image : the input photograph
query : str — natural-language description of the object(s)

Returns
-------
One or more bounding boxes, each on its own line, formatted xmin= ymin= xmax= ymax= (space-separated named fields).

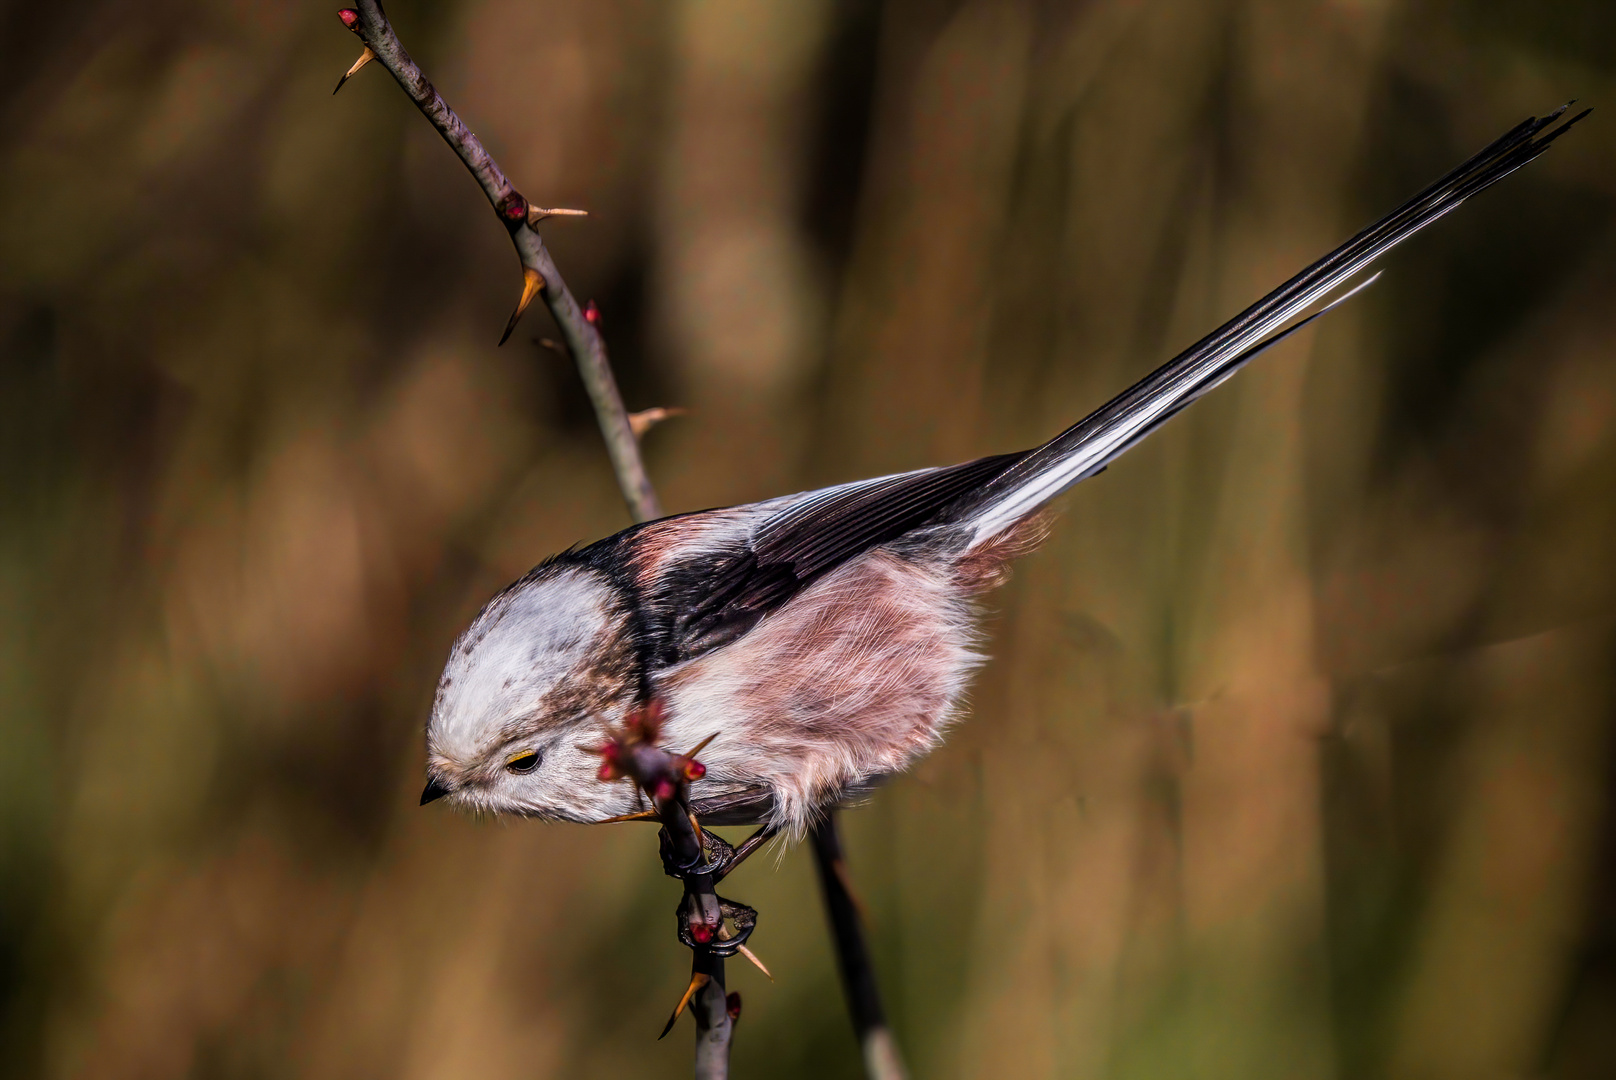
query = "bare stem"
xmin=692 ymin=951 xmax=732 ymax=1079
xmin=341 ymin=0 xmax=660 ymax=522
xmin=812 ymin=811 xmax=909 ymax=1080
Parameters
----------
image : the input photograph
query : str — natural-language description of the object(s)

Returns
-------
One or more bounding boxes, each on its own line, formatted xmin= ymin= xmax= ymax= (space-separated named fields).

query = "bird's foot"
xmin=676 ymin=893 xmax=758 ymax=957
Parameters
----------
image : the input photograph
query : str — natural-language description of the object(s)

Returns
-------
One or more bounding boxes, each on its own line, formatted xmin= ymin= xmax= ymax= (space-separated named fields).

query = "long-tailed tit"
xmin=420 ymin=106 xmax=1585 ymax=837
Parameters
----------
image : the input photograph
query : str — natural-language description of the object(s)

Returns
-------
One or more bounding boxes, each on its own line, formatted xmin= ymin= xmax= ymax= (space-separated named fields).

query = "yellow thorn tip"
xmin=629 ymin=406 xmax=686 ymax=438
xmin=499 ymin=267 xmax=546 ymax=346
xmin=681 ymin=730 xmax=719 ymax=759
xmin=333 ymin=47 xmax=375 ymax=95
xmin=737 ymin=944 xmax=773 ymax=982
xmin=526 ymin=206 xmax=590 ymax=225
xmin=596 ymin=810 xmax=658 ymax=824
xmin=659 ymin=972 xmax=711 ymax=1039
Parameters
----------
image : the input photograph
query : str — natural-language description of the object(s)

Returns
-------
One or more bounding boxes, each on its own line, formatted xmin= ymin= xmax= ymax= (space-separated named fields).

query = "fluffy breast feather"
xmin=651 ymin=547 xmax=985 ymax=836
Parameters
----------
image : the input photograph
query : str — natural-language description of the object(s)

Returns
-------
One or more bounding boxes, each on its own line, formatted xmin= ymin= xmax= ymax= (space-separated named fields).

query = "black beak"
xmin=420 ymin=777 xmax=450 ymax=805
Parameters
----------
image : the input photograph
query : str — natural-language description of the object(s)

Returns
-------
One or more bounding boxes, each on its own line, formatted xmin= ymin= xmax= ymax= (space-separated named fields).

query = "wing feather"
xmin=634 ymin=453 xmax=1025 ymax=667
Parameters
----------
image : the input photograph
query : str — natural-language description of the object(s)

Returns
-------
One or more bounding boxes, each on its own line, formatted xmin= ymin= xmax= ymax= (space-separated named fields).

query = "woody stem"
xmin=811 ymin=810 xmax=908 ymax=1080
xmin=340 ymin=0 xmax=659 ymax=522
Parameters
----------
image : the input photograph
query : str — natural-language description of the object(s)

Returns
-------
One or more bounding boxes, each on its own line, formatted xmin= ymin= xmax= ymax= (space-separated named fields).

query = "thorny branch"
xmin=330 ymin=7 xmax=743 ymax=1072
xmin=593 ymin=704 xmax=774 ymax=1064
xmin=336 ymin=0 xmax=660 ymax=523
xmin=331 ymin=6 xmax=908 ymax=1077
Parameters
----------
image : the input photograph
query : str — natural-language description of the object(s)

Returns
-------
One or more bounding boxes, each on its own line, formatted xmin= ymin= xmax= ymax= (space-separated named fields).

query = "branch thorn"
xmin=688 ymin=810 xmax=705 ymax=850
xmin=659 ymin=971 xmax=711 ymax=1039
xmin=681 ymin=731 xmax=719 ymax=761
xmin=736 ymin=944 xmax=774 ymax=982
xmin=629 ymin=406 xmax=685 ymax=438
xmin=333 ymin=47 xmax=375 ymax=95
xmin=527 ymin=206 xmax=590 ymax=226
xmin=596 ymin=809 xmax=658 ymax=824
xmin=499 ymin=267 xmax=547 ymax=346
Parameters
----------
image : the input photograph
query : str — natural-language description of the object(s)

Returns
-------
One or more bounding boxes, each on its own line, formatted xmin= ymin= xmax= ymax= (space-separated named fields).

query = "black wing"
xmin=637 ymin=451 xmax=1026 ymax=668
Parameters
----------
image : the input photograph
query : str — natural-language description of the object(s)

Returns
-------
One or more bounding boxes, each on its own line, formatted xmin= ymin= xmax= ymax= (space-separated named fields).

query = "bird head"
xmin=422 ymin=564 xmax=641 ymax=821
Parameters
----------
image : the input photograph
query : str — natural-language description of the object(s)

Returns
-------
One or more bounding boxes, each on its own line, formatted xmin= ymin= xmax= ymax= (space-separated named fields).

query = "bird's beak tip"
xmin=420 ymin=777 xmax=450 ymax=805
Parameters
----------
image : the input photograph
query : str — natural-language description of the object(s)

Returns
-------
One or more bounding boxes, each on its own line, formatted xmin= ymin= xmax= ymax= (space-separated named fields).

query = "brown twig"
xmin=335 ymin=1 xmax=661 ymax=523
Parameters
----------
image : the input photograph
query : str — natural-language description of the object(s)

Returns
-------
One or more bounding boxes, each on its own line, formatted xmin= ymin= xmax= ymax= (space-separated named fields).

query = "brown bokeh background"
xmin=3 ymin=1 xmax=1615 ymax=1077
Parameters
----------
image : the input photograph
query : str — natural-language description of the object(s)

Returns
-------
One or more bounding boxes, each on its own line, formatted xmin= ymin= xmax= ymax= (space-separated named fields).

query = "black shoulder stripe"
xmin=646 ymin=452 xmax=1026 ymax=668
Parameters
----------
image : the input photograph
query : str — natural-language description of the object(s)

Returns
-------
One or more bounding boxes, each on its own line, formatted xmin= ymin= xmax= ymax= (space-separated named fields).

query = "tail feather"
xmin=957 ymin=104 xmax=1589 ymax=546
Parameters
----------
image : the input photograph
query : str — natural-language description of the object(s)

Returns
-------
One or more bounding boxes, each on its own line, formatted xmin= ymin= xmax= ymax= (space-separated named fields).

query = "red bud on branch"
xmin=596 ymin=742 xmax=624 ymax=781
xmin=495 ymin=191 xmax=529 ymax=229
xmin=589 ymin=699 xmax=713 ymax=803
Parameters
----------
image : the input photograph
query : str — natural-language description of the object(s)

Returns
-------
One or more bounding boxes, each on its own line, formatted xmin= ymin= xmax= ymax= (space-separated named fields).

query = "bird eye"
xmin=505 ymin=750 xmax=541 ymax=774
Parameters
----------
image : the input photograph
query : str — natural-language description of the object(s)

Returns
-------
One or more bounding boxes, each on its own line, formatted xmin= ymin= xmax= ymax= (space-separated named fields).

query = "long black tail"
xmin=958 ymin=103 xmax=1589 ymax=545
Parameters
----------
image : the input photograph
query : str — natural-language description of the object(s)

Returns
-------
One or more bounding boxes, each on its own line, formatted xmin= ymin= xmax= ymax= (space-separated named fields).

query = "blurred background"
xmin=2 ymin=0 xmax=1614 ymax=1077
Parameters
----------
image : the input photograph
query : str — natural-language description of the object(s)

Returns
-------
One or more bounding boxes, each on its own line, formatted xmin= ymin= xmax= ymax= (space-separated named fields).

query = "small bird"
xmin=421 ymin=106 xmax=1585 ymax=837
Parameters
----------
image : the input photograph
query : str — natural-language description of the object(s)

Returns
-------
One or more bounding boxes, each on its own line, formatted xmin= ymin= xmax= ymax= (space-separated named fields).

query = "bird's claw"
xmin=659 ymin=823 xmax=732 ymax=878
xmin=676 ymin=894 xmax=758 ymax=957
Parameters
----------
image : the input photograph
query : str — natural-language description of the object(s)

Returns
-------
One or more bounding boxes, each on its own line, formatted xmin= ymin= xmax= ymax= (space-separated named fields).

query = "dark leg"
xmin=811 ymin=810 xmax=909 ymax=1080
